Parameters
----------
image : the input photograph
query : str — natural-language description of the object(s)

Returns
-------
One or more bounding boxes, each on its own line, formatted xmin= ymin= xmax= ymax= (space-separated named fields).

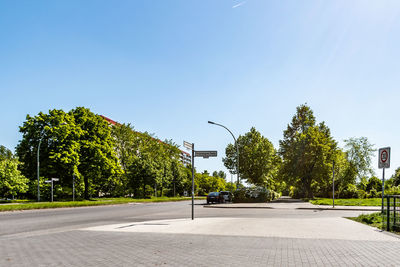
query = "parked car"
xmin=219 ymin=191 xmax=233 ymax=202
xmin=207 ymin=192 xmax=224 ymax=204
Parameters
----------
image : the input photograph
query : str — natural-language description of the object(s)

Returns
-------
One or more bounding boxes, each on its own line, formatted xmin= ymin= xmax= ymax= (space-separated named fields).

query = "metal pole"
xmin=387 ymin=196 xmax=390 ymax=231
xmin=73 ymin=173 xmax=75 ymax=201
xmin=191 ymin=143 xmax=195 ymax=220
xmin=236 ymin=142 xmax=240 ymax=188
xmin=51 ymin=179 xmax=54 ymax=202
xmin=382 ymin=168 xmax=385 ymax=213
xmin=37 ymin=137 xmax=43 ymax=202
xmin=332 ymin=160 xmax=335 ymax=208
xmin=208 ymin=121 xmax=239 ymax=188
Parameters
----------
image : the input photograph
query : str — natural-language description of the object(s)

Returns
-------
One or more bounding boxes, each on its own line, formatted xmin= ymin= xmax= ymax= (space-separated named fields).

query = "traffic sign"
xmin=378 ymin=147 xmax=391 ymax=169
xmin=183 ymin=141 xmax=193 ymax=150
xmin=194 ymin=150 xmax=217 ymax=158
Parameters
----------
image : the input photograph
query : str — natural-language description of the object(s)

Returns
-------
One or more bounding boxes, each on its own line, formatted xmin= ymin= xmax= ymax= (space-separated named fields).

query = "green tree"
xmin=0 ymin=145 xmax=14 ymax=161
xmin=16 ymin=109 xmax=80 ymax=199
xmin=224 ymin=127 xmax=280 ymax=186
xmin=392 ymin=167 xmax=400 ymax=186
xmin=212 ymin=170 xmax=227 ymax=179
xmin=70 ymin=107 xmax=122 ymax=199
xmin=195 ymin=172 xmax=226 ymax=195
xmin=17 ymin=107 xmax=122 ymax=199
xmin=344 ymin=137 xmax=376 ymax=181
xmin=279 ymin=104 xmax=339 ymax=198
xmin=366 ymin=176 xmax=382 ymax=192
xmin=0 ymin=146 xmax=29 ymax=199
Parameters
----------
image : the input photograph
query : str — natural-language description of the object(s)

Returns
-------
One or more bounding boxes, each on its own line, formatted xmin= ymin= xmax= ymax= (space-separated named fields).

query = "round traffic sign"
xmin=381 ymin=150 xmax=388 ymax=163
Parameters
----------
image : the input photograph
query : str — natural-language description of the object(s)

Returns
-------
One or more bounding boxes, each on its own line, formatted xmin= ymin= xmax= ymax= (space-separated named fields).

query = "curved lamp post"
xmin=37 ymin=122 xmax=67 ymax=202
xmin=208 ymin=121 xmax=240 ymax=188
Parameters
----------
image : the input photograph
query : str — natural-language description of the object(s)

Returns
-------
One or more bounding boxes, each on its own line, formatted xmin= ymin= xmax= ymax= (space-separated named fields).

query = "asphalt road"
xmin=0 ymin=199 xmax=368 ymax=237
xmin=1 ymin=199 xmax=399 ymax=266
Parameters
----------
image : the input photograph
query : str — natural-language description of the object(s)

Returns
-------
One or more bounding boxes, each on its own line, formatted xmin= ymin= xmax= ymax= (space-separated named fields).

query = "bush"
xmin=289 ymin=186 xmax=304 ymax=199
xmin=340 ymin=184 xmax=358 ymax=198
xmin=367 ymin=189 xmax=379 ymax=198
xmin=352 ymin=212 xmax=382 ymax=229
xmin=366 ymin=177 xmax=382 ymax=192
xmin=233 ymin=186 xmax=280 ymax=203
xmin=385 ymin=186 xmax=400 ymax=195
xmin=357 ymin=189 xmax=367 ymax=199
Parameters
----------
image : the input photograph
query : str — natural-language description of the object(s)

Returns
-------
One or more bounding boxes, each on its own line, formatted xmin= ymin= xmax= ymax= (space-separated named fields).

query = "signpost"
xmin=379 ymin=147 xmax=391 ymax=213
xmin=194 ymin=150 xmax=217 ymax=158
xmin=332 ymin=160 xmax=335 ymax=208
xmin=183 ymin=141 xmax=192 ymax=150
xmin=183 ymin=141 xmax=218 ymax=220
xmin=45 ymin=178 xmax=59 ymax=202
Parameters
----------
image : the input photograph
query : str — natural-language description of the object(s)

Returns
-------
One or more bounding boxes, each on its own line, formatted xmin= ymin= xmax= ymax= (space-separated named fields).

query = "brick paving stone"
xmin=1 ymin=230 xmax=400 ymax=267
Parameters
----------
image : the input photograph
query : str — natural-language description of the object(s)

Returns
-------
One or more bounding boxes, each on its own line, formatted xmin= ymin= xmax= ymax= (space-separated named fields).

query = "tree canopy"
xmin=279 ymin=104 xmax=339 ymax=198
xmin=223 ymin=127 xmax=280 ymax=186
xmin=16 ymin=107 xmax=121 ymax=199
xmin=0 ymin=146 xmax=29 ymax=198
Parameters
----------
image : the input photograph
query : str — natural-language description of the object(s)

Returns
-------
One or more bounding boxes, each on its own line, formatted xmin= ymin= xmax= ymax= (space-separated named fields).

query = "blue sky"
xmin=1 ymin=0 xmax=399 ymax=179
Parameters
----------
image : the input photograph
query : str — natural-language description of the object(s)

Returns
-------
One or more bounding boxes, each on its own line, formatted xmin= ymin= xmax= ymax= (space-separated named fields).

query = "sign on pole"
xmin=379 ymin=147 xmax=391 ymax=213
xmin=194 ymin=150 xmax=217 ymax=158
xmin=378 ymin=147 xmax=391 ymax=169
xmin=183 ymin=141 xmax=193 ymax=150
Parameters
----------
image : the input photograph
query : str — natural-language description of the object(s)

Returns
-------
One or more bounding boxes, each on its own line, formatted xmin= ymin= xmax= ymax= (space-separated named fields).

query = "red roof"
xmin=100 ymin=115 xmax=118 ymax=125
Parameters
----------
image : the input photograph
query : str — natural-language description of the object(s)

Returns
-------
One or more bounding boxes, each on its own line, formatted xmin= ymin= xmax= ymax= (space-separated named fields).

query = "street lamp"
xmin=208 ymin=121 xmax=240 ymax=188
xmin=37 ymin=122 xmax=67 ymax=202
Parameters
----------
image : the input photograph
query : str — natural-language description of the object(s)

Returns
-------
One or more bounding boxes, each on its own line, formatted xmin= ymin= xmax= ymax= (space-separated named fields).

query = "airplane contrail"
xmin=232 ymin=1 xmax=246 ymax=8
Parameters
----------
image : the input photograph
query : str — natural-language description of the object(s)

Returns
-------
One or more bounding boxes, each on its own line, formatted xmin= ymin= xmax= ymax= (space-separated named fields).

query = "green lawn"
xmin=310 ymin=198 xmax=382 ymax=206
xmin=347 ymin=212 xmax=383 ymax=229
xmin=0 ymin=196 xmax=206 ymax=212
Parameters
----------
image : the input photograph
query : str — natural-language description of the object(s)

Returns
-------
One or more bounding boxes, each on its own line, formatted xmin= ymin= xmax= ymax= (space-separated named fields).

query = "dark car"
xmin=207 ymin=192 xmax=224 ymax=204
xmin=219 ymin=191 xmax=233 ymax=202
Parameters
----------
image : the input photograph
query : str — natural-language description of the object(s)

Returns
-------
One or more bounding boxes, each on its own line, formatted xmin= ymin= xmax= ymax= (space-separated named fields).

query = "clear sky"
xmin=1 ymin=0 xmax=399 ymax=180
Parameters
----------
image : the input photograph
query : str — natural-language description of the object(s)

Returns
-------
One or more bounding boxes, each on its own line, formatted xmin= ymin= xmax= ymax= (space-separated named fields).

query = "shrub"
xmin=368 ymin=189 xmax=379 ymax=198
xmin=385 ymin=186 xmax=400 ymax=195
xmin=357 ymin=189 xmax=367 ymax=199
xmin=366 ymin=177 xmax=382 ymax=192
xmin=352 ymin=212 xmax=382 ymax=229
xmin=289 ymin=186 xmax=304 ymax=199
xmin=341 ymin=184 xmax=358 ymax=198
xmin=233 ymin=186 xmax=280 ymax=203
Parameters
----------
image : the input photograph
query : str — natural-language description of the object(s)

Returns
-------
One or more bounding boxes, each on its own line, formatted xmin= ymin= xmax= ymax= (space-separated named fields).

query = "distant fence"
xmin=383 ymin=195 xmax=400 ymax=231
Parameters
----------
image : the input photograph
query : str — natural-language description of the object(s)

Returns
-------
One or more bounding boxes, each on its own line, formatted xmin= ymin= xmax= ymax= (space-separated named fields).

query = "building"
xmin=100 ymin=115 xmax=192 ymax=165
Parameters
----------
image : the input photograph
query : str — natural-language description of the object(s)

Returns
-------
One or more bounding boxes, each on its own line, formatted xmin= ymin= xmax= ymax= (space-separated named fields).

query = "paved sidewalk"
xmin=1 ymin=198 xmax=398 ymax=266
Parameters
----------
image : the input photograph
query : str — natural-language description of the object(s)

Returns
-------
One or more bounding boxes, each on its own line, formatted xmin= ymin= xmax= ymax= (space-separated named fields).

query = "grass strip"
xmin=310 ymin=198 xmax=382 ymax=206
xmin=0 ymin=197 xmax=206 ymax=212
xmin=347 ymin=212 xmax=383 ymax=229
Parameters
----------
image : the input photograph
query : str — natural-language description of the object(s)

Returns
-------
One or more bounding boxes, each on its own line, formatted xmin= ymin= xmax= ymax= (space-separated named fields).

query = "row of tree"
xmin=2 ymin=104 xmax=399 ymax=200
xmin=1 ymin=107 xmax=234 ymax=200
xmin=223 ymin=104 xmax=399 ymax=198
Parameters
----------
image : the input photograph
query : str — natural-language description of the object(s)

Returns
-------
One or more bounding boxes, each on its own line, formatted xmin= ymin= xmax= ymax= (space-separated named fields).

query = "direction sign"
xmin=194 ymin=150 xmax=217 ymax=158
xmin=378 ymin=147 xmax=391 ymax=169
xmin=183 ymin=141 xmax=193 ymax=150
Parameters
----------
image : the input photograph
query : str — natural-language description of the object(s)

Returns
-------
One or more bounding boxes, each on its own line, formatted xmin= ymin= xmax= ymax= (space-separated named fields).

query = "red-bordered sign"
xmin=381 ymin=150 xmax=388 ymax=162
xmin=378 ymin=147 xmax=391 ymax=169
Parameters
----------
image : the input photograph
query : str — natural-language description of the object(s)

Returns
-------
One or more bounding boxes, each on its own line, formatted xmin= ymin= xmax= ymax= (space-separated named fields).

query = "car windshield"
xmin=220 ymin=192 xmax=228 ymax=195
xmin=208 ymin=192 xmax=218 ymax=196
